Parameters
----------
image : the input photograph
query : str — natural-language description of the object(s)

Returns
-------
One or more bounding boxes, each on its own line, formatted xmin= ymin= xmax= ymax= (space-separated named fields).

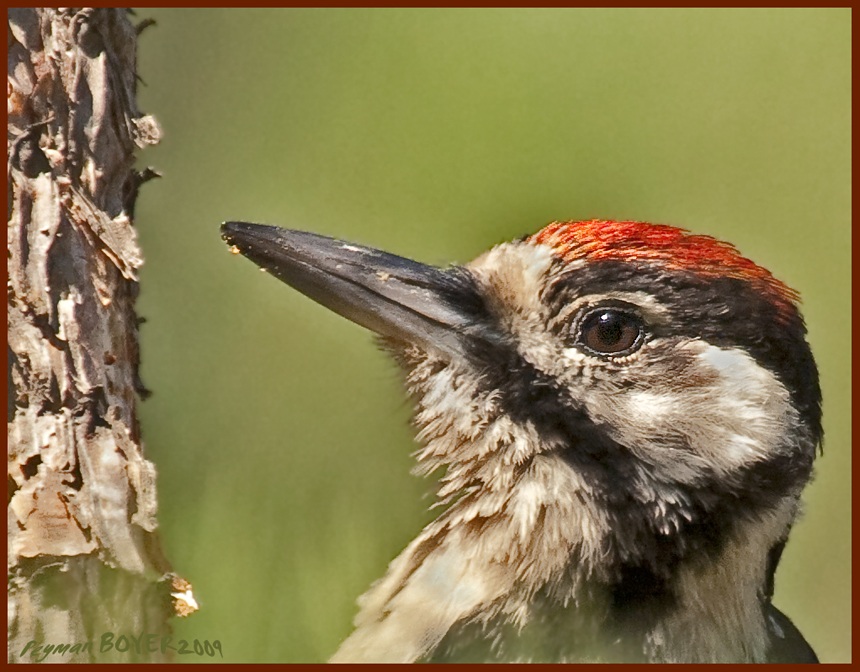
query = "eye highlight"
xmin=577 ymin=308 xmax=645 ymax=357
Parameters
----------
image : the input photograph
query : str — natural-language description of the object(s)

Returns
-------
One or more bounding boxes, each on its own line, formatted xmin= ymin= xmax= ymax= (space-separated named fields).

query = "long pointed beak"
xmin=221 ymin=222 xmax=485 ymax=359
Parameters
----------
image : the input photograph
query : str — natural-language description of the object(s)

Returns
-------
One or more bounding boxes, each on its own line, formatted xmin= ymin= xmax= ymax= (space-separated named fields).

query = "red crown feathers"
xmin=529 ymin=220 xmax=800 ymax=320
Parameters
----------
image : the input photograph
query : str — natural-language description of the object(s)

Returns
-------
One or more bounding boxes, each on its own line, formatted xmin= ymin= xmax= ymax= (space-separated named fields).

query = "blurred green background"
xmin=134 ymin=8 xmax=850 ymax=663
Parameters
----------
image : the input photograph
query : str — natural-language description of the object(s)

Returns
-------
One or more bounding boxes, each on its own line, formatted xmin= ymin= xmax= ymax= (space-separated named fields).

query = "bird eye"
xmin=577 ymin=308 xmax=644 ymax=356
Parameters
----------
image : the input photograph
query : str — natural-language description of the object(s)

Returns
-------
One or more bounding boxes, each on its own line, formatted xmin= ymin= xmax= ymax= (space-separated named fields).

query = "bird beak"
xmin=221 ymin=222 xmax=483 ymax=359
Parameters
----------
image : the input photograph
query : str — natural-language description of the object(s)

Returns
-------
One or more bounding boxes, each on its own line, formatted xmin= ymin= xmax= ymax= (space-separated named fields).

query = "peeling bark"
xmin=8 ymin=8 xmax=194 ymax=663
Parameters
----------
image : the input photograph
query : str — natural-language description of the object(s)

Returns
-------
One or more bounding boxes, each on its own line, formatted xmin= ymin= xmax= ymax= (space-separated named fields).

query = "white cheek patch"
xmin=625 ymin=390 xmax=675 ymax=420
xmin=595 ymin=344 xmax=793 ymax=475
xmin=698 ymin=346 xmax=785 ymax=418
xmin=695 ymin=344 xmax=792 ymax=468
xmin=700 ymin=347 xmax=756 ymax=382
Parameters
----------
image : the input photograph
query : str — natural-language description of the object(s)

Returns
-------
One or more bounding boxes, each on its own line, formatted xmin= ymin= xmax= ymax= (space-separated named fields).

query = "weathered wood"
xmin=8 ymin=8 xmax=195 ymax=663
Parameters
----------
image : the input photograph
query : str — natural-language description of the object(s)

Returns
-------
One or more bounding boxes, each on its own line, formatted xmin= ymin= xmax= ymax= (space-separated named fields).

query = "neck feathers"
xmin=344 ymin=349 xmax=797 ymax=663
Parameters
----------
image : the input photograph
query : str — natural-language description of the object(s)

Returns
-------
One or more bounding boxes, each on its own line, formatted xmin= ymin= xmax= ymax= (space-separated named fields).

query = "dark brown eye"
xmin=578 ymin=308 xmax=644 ymax=356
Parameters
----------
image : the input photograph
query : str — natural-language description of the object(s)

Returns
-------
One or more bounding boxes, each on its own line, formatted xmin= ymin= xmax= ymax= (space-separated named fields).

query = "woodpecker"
xmin=221 ymin=219 xmax=821 ymax=663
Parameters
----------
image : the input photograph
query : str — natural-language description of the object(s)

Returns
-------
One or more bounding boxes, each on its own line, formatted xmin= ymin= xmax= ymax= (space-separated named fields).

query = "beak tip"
xmin=221 ymin=221 xmax=275 ymax=258
xmin=221 ymin=221 xmax=246 ymax=245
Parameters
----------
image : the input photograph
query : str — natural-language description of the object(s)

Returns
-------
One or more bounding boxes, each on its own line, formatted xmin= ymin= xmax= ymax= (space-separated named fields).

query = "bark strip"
xmin=8 ymin=8 xmax=194 ymax=663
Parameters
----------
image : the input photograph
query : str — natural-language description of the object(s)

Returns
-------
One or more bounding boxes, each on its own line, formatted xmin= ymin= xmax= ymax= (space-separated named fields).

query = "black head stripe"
xmin=546 ymin=259 xmax=822 ymax=449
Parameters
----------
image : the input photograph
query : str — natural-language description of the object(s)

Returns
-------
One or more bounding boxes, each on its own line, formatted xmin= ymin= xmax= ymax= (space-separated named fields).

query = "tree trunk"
xmin=8 ymin=8 xmax=195 ymax=663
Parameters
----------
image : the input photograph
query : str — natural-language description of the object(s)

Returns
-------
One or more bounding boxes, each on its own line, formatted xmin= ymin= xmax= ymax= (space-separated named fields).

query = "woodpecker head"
xmin=222 ymin=219 xmax=821 ymax=662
